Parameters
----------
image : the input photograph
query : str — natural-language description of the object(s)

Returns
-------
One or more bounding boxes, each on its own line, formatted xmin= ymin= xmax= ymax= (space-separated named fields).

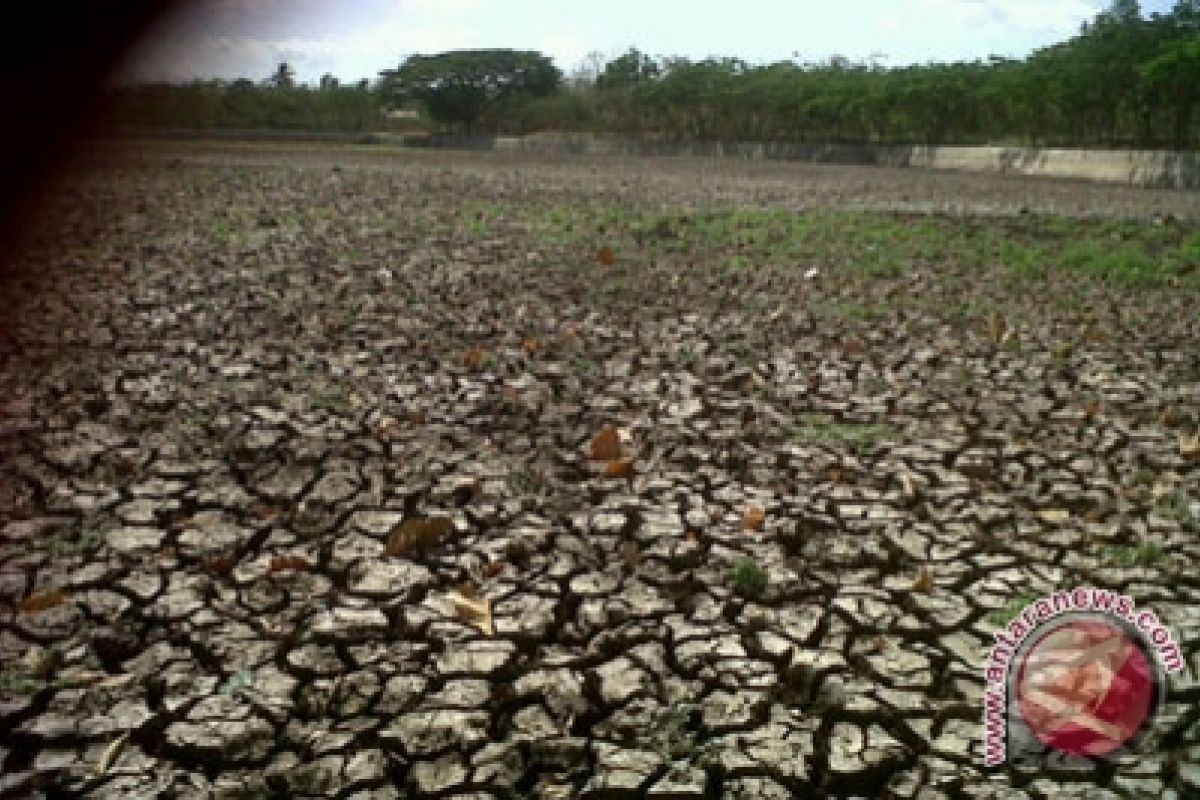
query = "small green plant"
xmin=507 ymin=469 xmax=543 ymax=497
xmin=637 ymin=704 xmax=724 ymax=777
xmin=0 ymin=669 xmax=50 ymax=697
xmin=788 ymin=414 xmax=896 ymax=450
xmin=570 ymin=353 xmax=600 ymax=376
xmin=1162 ymin=492 xmax=1197 ymax=528
xmin=1106 ymin=541 xmax=1166 ymax=568
xmin=986 ymin=591 xmax=1041 ymax=626
xmin=729 ymin=558 xmax=769 ymax=598
xmin=309 ymin=389 xmax=352 ymax=414
xmin=219 ymin=669 xmax=256 ymax=698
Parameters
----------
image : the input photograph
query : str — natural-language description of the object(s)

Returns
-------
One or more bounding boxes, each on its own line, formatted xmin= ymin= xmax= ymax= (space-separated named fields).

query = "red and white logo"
xmin=1014 ymin=616 xmax=1158 ymax=759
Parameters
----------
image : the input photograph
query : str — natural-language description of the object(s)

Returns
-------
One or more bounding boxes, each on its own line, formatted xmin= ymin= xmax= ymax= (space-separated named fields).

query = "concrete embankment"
xmin=439 ymin=132 xmax=1200 ymax=190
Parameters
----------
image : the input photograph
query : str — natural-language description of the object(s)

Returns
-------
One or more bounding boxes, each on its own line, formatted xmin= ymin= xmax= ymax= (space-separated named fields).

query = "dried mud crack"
xmin=1 ymin=143 xmax=1199 ymax=799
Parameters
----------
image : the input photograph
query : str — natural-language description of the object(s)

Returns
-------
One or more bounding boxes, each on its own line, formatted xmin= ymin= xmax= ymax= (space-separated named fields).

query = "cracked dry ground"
xmin=2 ymin=145 xmax=1200 ymax=800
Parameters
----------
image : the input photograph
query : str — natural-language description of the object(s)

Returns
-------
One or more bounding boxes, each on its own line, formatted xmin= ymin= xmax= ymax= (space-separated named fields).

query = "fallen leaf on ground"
xmin=269 ymin=555 xmax=311 ymax=573
xmin=21 ymin=646 xmax=56 ymax=677
xmin=462 ymin=348 xmax=487 ymax=371
xmin=202 ymin=554 xmax=236 ymax=575
xmin=596 ymin=246 xmax=616 ymax=265
xmin=620 ymin=541 xmax=641 ymax=569
xmin=912 ymin=566 xmax=934 ymax=593
xmin=742 ymin=507 xmax=766 ymax=531
xmin=1038 ymin=508 xmax=1071 ymax=524
xmin=386 ymin=517 xmax=455 ymax=557
xmin=19 ymin=590 xmax=70 ymax=614
xmin=958 ymin=463 xmax=992 ymax=482
xmin=94 ymin=732 xmax=130 ymax=776
xmin=604 ymin=458 xmax=635 ymax=479
xmin=589 ymin=425 xmax=622 ymax=460
xmin=448 ymin=584 xmax=493 ymax=635
xmin=1180 ymin=433 xmax=1199 ymax=460
xmin=987 ymin=312 xmax=1009 ymax=344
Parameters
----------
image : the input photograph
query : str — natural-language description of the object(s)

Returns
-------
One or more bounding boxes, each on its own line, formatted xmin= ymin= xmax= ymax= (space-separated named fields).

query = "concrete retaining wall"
xmin=432 ymin=133 xmax=1200 ymax=190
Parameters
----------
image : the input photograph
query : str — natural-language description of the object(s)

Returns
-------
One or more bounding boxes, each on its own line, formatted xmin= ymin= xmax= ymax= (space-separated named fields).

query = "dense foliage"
xmin=379 ymin=49 xmax=561 ymax=130
xmin=102 ymin=77 xmax=380 ymax=132
xmin=105 ymin=1 xmax=1200 ymax=148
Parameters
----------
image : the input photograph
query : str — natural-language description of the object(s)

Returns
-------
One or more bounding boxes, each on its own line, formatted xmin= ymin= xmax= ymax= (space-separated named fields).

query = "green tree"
xmin=380 ymin=49 xmax=560 ymax=131
xmin=269 ymin=62 xmax=296 ymax=89
xmin=596 ymin=48 xmax=659 ymax=89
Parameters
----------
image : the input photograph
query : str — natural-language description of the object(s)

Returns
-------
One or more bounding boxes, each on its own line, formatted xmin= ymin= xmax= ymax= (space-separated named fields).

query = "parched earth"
xmin=1 ymin=143 xmax=1199 ymax=799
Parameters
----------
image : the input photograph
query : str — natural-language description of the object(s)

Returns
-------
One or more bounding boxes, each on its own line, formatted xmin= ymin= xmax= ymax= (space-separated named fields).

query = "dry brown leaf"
xmin=462 ymin=348 xmax=487 ymax=371
xmin=589 ymin=426 xmax=623 ymax=460
xmin=958 ymin=463 xmax=993 ymax=482
xmin=18 ymin=590 xmax=70 ymax=614
xmin=202 ymin=554 xmax=236 ymax=575
xmin=595 ymin=246 xmax=616 ymax=265
xmin=269 ymin=555 xmax=311 ymax=573
xmin=1038 ymin=508 xmax=1071 ymax=524
xmin=987 ymin=312 xmax=1008 ymax=344
xmin=742 ymin=507 xmax=766 ymax=532
xmin=448 ymin=584 xmax=493 ymax=635
xmin=386 ymin=517 xmax=455 ymax=557
xmin=1179 ymin=433 xmax=1200 ymax=461
xmin=248 ymin=501 xmax=284 ymax=521
xmin=912 ymin=566 xmax=934 ymax=593
xmin=619 ymin=540 xmax=641 ymax=569
xmin=604 ymin=458 xmax=635 ymax=479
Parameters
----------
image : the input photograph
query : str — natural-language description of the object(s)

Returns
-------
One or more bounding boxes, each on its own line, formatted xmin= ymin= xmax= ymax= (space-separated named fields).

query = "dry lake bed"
xmin=1 ymin=142 xmax=1199 ymax=798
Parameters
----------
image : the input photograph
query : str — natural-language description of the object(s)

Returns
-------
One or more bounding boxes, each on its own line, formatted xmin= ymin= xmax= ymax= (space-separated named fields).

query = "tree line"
xmin=104 ymin=0 xmax=1200 ymax=149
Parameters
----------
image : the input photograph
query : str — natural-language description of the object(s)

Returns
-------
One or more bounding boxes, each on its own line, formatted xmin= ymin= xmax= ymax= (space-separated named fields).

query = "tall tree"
xmin=269 ymin=62 xmax=296 ymax=89
xmin=380 ymin=49 xmax=560 ymax=131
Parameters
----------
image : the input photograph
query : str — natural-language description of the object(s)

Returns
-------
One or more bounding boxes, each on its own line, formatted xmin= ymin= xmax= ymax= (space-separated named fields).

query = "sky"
xmin=115 ymin=0 xmax=1180 ymax=85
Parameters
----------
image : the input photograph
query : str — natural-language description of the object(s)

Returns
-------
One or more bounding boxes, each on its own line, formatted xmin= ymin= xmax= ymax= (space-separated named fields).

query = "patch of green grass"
xmin=634 ymin=702 xmax=732 ymax=780
xmin=522 ymin=202 xmax=1199 ymax=293
xmin=729 ymin=558 xmax=769 ymax=598
xmin=570 ymin=353 xmax=600 ymax=376
xmin=1106 ymin=541 xmax=1166 ymax=568
xmin=986 ymin=591 xmax=1042 ymax=626
xmin=788 ymin=413 xmax=897 ymax=450
xmin=0 ymin=668 xmax=50 ymax=697
xmin=1160 ymin=492 xmax=1197 ymax=528
xmin=1059 ymin=240 xmax=1159 ymax=284
xmin=506 ymin=469 xmax=544 ymax=497
xmin=308 ymin=389 xmax=353 ymax=414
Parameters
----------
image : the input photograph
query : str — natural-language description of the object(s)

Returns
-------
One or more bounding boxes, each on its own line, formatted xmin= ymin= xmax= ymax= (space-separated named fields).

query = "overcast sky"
xmin=115 ymin=0 xmax=1178 ymax=85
